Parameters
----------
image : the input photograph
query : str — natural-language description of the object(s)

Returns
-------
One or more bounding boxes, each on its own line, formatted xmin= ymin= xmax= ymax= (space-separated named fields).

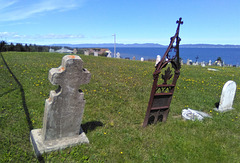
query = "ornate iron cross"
xmin=143 ymin=18 xmax=183 ymax=127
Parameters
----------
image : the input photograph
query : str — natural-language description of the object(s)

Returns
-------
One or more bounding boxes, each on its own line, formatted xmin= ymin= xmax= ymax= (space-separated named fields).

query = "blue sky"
xmin=0 ymin=0 xmax=239 ymax=45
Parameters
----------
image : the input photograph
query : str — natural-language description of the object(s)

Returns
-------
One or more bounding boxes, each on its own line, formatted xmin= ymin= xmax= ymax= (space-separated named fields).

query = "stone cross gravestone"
xmin=214 ymin=80 xmax=237 ymax=112
xmin=30 ymin=55 xmax=91 ymax=157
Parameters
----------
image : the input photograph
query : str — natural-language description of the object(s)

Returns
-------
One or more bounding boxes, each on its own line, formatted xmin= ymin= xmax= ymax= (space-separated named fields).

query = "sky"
xmin=0 ymin=0 xmax=239 ymax=45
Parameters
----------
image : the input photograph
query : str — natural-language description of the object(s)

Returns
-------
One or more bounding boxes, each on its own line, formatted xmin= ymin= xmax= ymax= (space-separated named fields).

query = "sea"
xmin=108 ymin=47 xmax=240 ymax=66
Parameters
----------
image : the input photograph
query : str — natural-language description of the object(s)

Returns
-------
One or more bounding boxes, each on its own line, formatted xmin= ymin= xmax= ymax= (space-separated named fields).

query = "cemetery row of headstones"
xmin=30 ymin=55 xmax=237 ymax=157
xmin=53 ymin=48 xmax=237 ymax=66
xmin=185 ymin=59 xmax=238 ymax=67
xmin=85 ymin=50 xmax=121 ymax=58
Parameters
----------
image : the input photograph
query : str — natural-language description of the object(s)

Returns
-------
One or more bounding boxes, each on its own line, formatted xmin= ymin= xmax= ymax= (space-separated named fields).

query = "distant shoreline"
xmin=50 ymin=43 xmax=240 ymax=49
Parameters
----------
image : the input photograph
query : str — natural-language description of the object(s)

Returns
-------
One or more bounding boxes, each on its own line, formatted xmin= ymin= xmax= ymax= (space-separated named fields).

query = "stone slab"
xmin=30 ymin=129 xmax=89 ymax=157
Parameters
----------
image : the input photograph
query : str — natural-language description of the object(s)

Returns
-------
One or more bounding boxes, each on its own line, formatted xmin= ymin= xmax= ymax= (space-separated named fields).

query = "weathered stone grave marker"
xmin=214 ymin=80 xmax=237 ymax=112
xmin=30 ymin=55 xmax=91 ymax=157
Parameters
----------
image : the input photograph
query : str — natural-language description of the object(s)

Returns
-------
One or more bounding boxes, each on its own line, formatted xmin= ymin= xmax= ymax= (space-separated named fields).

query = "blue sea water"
xmin=108 ymin=47 xmax=240 ymax=65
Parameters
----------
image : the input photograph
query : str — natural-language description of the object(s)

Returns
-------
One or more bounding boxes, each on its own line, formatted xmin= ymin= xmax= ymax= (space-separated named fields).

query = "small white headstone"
xmin=141 ymin=57 xmax=144 ymax=62
xmin=155 ymin=55 xmax=161 ymax=66
xmin=73 ymin=49 xmax=77 ymax=54
xmin=116 ymin=52 xmax=120 ymax=58
xmin=49 ymin=48 xmax=55 ymax=52
xmin=107 ymin=51 xmax=112 ymax=58
xmin=84 ymin=50 xmax=89 ymax=56
xmin=181 ymin=59 xmax=184 ymax=65
xmin=208 ymin=60 xmax=212 ymax=66
xmin=94 ymin=51 xmax=98 ymax=57
xmin=214 ymin=80 xmax=237 ymax=112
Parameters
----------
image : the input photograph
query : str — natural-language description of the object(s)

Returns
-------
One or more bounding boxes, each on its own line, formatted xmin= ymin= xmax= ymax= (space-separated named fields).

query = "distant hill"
xmin=180 ymin=44 xmax=240 ymax=48
xmin=50 ymin=43 xmax=240 ymax=48
xmin=50 ymin=43 xmax=165 ymax=48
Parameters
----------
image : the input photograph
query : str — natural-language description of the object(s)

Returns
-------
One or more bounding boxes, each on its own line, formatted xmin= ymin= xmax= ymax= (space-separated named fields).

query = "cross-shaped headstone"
xmin=42 ymin=55 xmax=91 ymax=140
xmin=30 ymin=55 xmax=91 ymax=157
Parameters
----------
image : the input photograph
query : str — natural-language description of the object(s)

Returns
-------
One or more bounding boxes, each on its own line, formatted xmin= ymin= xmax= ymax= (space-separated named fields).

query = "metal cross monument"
xmin=143 ymin=18 xmax=183 ymax=127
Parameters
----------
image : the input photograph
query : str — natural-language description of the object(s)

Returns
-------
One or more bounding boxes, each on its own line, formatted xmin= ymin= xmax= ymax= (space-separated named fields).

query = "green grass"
xmin=0 ymin=52 xmax=239 ymax=162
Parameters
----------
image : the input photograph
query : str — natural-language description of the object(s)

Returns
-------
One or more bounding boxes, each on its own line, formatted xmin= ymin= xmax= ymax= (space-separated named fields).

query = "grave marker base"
xmin=30 ymin=128 xmax=89 ymax=157
xmin=213 ymin=107 xmax=234 ymax=112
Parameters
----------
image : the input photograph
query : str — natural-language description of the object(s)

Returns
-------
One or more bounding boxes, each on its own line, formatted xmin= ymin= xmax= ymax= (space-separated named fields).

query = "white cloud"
xmin=0 ymin=32 xmax=85 ymax=43
xmin=40 ymin=34 xmax=85 ymax=39
xmin=0 ymin=0 xmax=17 ymax=10
xmin=0 ymin=0 xmax=85 ymax=21
xmin=0 ymin=32 xmax=16 ymax=37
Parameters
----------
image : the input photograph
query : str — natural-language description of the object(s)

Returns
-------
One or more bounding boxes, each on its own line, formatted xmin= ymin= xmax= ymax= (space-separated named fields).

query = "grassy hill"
xmin=0 ymin=52 xmax=239 ymax=162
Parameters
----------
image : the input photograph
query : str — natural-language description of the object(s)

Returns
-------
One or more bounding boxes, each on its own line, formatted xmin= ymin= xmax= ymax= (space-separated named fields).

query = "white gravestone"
xmin=214 ymin=80 xmax=237 ymax=112
xmin=141 ymin=57 xmax=144 ymax=62
xmin=107 ymin=51 xmax=112 ymax=58
xmin=30 ymin=55 xmax=91 ymax=157
xmin=181 ymin=59 xmax=184 ymax=65
xmin=155 ymin=55 xmax=161 ymax=66
xmin=84 ymin=50 xmax=89 ymax=56
xmin=116 ymin=52 xmax=121 ymax=58
xmin=208 ymin=60 xmax=212 ymax=66
xmin=73 ymin=49 xmax=77 ymax=54
xmin=94 ymin=51 xmax=98 ymax=57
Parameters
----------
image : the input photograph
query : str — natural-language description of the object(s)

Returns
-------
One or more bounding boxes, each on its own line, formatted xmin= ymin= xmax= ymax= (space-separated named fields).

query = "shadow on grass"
xmin=0 ymin=88 xmax=18 ymax=97
xmin=0 ymin=53 xmax=45 ymax=162
xmin=0 ymin=53 xmax=33 ymax=131
xmin=81 ymin=121 xmax=104 ymax=134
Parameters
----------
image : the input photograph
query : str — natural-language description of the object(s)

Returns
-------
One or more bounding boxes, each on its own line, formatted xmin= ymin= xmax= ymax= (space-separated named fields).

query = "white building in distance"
xmin=56 ymin=47 xmax=73 ymax=53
